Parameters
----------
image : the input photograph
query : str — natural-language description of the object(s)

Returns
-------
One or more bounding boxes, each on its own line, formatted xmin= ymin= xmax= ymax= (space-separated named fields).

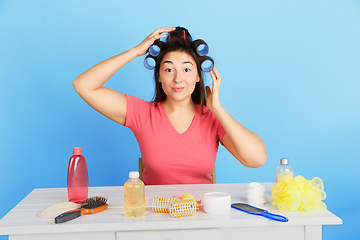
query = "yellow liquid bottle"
xmin=124 ymin=171 xmax=145 ymax=217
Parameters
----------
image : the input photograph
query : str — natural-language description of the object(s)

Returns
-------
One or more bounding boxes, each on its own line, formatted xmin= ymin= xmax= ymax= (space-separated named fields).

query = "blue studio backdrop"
xmin=0 ymin=1 xmax=359 ymax=239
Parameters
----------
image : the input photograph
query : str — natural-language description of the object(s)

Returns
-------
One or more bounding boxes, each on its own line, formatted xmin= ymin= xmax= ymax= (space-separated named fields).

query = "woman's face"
xmin=159 ymin=51 xmax=199 ymax=103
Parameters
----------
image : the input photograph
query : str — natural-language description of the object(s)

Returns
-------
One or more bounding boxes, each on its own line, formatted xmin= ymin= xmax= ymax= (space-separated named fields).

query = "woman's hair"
xmin=146 ymin=27 xmax=214 ymax=111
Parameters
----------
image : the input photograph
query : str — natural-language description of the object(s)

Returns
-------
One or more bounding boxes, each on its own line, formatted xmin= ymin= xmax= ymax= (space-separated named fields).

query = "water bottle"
xmin=124 ymin=171 xmax=145 ymax=217
xmin=276 ymin=158 xmax=293 ymax=183
xmin=67 ymin=147 xmax=89 ymax=203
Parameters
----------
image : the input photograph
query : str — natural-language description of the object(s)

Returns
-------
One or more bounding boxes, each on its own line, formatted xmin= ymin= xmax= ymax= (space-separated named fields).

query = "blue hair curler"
xmin=201 ymin=59 xmax=214 ymax=72
xmin=160 ymin=32 xmax=169 ymax=42
xmin=196 ymin=44 xmax=209 ymax=56
xmin=144 ymin=56 xmax=156 ymax=70
xmin=149 ymin=44 xmax=161 ymax=57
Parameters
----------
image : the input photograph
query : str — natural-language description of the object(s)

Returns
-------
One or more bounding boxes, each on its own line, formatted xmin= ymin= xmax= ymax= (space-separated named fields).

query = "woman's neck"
xmin=162 ymin=98 xmax=197 ymax=135
xmin=163 ymin=98 xmax=196 ymax=114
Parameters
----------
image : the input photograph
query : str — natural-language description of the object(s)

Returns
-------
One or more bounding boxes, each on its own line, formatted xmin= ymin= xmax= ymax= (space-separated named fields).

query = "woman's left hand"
xmin=206 ymin=66 xmax=222 ymax=112
xmin=206 ymin=66 xmax=267 ymax=168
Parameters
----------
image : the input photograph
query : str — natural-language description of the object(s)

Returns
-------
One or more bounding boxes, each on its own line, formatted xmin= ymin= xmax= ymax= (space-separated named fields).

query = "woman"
xmin=73 ymin=26 xmax=267 ymax=185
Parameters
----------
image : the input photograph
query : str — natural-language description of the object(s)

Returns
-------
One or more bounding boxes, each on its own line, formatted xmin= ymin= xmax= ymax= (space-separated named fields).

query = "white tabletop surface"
xmin=0 ymin=183 xmax=342 ymax=235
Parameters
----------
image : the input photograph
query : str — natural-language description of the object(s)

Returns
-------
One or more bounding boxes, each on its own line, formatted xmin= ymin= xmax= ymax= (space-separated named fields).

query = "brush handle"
xmin=260 ymin=211 xmax=288 ymax=222
xmin=55 ymin=209 xmax=81 ymax=224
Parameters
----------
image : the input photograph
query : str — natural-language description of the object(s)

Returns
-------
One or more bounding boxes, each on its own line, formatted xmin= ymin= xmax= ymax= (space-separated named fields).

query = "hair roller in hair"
xmin=148 ymin=40 xmax=164 ymax=57
xmin=149 ymin=44 xmax=161 ymax=57
xmin=192 ymin=40 xmax=209 ymax=57
xmin=160 ymin=32 xmax=169 ymax=42
xmin=201 ymin=59 xmax=214 ymax=72
xmin=196 ymin=43 xmax=209 ymax=56
xmin=144 ymin=56 xmax=156 ymax=70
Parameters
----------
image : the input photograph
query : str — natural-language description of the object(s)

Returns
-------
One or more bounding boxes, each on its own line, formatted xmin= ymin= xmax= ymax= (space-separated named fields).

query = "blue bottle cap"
xmin=196 ymin=44 xmax=209 ymax=56
xmin=201 ymin=59 xmax=213 ymax=72
xmin=144 ymin=56 xmax=156 ymax=70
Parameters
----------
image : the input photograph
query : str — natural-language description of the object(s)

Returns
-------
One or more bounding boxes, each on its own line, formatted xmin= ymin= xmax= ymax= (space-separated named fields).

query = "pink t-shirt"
xmin=125 ymin=95 xmax=226 ymax=185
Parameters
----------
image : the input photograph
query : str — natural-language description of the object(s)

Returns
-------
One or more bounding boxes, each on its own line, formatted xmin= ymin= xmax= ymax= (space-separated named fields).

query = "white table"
xmin=0 ymin=183 xmax=342 ymax=240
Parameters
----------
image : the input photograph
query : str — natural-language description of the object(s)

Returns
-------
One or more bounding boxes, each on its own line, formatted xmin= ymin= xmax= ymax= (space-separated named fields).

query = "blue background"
xmin=1 ymin=1 xmax=359 ymax=239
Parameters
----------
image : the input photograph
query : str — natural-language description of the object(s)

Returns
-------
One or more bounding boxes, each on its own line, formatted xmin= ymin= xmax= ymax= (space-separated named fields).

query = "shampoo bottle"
xmin=124 ymin=171 xmax=145 ymax=217
xmin=67 ymin=147 xmax=89 ymax=203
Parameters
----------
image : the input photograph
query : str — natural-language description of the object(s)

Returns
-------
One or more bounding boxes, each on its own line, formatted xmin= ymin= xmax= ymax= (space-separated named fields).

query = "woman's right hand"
xmin=72 ymin=27 xmax=175 ymax=126
xmin=133 ymin=27 xmax=175 ymax=56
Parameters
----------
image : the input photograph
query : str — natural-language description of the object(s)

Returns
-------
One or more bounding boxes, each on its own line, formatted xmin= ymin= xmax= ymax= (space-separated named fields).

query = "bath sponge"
xmin=269 ymin=171 xmax=327 ymax=212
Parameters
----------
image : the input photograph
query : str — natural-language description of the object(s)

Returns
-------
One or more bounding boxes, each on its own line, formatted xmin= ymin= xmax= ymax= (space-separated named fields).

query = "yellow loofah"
xmin=269 ymin=171 xmax=327 ymax=212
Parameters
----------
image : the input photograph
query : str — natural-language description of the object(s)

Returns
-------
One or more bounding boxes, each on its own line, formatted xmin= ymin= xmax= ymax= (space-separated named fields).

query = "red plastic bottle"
xmin=67 ymin=147 xmax=89 ymax=203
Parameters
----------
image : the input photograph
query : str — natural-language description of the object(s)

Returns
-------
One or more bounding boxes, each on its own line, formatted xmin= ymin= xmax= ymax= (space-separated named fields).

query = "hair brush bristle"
xmin=80 ymin=196 xmax=108 ymax=209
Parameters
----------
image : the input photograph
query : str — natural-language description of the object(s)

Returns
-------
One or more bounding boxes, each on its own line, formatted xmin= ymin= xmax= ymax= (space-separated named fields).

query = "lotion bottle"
xmin=67 ymin=147 xmax=89 ymax=203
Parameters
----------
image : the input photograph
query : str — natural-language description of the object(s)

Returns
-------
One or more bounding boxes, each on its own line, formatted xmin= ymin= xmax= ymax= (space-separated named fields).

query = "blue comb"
xmin=231 ymin=203 xmax=288 ymax=222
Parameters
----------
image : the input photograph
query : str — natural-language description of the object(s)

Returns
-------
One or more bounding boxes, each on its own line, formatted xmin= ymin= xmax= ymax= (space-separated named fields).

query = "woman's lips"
xmin=173 ymin=87 xmax=185 ymax=92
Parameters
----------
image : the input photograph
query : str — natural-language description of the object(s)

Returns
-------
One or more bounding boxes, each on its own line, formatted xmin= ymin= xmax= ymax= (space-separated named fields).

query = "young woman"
xmin=73 ymin=26 xmax=267 ymax=185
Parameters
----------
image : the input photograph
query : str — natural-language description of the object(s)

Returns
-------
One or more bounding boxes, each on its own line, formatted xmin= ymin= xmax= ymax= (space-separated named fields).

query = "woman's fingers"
xmin=210 ymin=66 xmax=222 ymax=89
xmin=151 ymin=27 xmax=175 ymax=40
xmin=210 ymin=66 xmax=221 ymax=81
xmin=206 ymin=85 xmax=211 ymax=95
xmin=156 ymin=26 xmax=176 ymax=34
xmin=207 ymin=66 xmax=222 ymax=111
xmin=134 ymin=27 xmax=175 ymax=56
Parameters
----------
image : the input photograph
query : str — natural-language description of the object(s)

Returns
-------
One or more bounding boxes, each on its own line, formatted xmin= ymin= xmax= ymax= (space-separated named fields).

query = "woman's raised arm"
xmin=72 ymin=27 xmax=175 ymax=125
xmin=206 ymin=66 xmax=267 ymax=168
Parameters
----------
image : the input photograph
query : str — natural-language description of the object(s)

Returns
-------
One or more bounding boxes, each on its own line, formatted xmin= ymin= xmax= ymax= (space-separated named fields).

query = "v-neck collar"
xmin=159 ymin=102 xmax=199 ymax=138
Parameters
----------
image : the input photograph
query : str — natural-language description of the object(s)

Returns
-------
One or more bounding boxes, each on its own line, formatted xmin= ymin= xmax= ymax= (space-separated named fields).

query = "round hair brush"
xmin=55 ymin=196 xmax=108 ymax=224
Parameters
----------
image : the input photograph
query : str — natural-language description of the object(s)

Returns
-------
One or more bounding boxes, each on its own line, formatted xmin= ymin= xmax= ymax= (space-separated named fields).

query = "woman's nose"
xmin=174 ymin=72 xmax=182 ymax=83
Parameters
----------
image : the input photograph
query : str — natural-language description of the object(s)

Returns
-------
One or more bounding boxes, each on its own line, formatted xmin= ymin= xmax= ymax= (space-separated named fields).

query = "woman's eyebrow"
xmin=162 ymin=60 xmax=193 ymax=65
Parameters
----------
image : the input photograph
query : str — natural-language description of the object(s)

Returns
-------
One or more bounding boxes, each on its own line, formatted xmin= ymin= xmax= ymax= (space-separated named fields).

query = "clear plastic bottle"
xmin=67 ymin=147 xmax=89 ymax=203
xmin=276 ymin=158 xmax=293 ymax=183
xmin=124 ymin=171 xmax=145 ymax=217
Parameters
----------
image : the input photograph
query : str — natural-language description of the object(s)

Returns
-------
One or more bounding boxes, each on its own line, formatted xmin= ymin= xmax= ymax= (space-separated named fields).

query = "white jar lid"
xmin=203 ymin=192 xmax=231 ymax=214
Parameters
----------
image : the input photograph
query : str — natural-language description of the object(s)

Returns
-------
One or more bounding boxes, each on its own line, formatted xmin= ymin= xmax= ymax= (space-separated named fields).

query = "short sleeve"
xmin=124 ymin=95 xmax=150 ymax=133
xmin=202 ymin=105 xmax=226 ymax=146
xmin=217 ymin=122 xmax=226 ymax=145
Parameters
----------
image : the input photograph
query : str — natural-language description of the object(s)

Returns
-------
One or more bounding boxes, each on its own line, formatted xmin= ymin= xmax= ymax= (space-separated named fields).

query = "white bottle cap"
xmin=129 ymin=171 xmax=139 ymax=178
xmin=280 ymin=158 xmax=289 ymax=165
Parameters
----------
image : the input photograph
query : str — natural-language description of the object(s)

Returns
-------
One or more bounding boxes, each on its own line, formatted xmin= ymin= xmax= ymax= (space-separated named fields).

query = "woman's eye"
xmin=184 ymin=68 xmax=191 ymax=72
xmin=165 ymin=68 xmax=173 ymax=73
